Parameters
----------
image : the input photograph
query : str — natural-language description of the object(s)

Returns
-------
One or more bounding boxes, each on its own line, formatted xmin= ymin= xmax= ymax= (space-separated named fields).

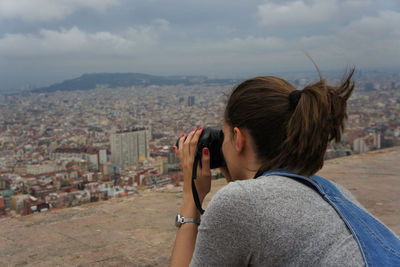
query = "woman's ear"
xmin=233 ymin=127 xmax=245 ymax=153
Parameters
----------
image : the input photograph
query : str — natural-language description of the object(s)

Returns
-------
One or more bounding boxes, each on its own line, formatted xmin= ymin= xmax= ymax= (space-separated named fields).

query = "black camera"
xmin=175 ymin=126 xmax=226 ymax=214
xmin=175 ymin=126 xmax=226 ymax=169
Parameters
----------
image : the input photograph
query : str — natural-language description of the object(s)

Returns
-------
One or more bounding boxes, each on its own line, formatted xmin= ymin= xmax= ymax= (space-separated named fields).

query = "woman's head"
xmin=224 ymin=70 xmax=355 ymax=177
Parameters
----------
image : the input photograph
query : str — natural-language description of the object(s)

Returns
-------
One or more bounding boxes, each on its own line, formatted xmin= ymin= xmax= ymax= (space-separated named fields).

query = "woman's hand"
xmin=170 ymin=127 xmax=212 ymax=267
xmin=170 ymin=128 xmax=233 ymax=267
xmin=174 ymin=127 xmax=212 ymax=211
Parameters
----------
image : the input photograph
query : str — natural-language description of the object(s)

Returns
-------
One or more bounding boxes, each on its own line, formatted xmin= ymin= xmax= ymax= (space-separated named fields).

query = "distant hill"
xmin=31 ymin=73 xmax=239 ymax=93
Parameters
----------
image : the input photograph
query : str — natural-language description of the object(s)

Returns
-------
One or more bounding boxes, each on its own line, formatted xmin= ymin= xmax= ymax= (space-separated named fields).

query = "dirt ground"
xmin=1 ymin=147 xmax=399 ymax=266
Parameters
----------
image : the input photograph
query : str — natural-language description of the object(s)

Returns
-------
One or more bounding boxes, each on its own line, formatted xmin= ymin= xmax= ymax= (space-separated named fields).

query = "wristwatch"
xmin=175 ymin=214 xmax=201 ymax=227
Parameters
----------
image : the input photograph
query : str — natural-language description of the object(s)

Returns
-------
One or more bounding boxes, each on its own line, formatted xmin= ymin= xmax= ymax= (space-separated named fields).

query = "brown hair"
xmin=224 ymin=69 xmax=355 ymax=177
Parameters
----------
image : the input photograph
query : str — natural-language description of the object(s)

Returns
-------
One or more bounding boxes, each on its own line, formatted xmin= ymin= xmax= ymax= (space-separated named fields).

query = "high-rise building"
xmin=353 ymin=138 xmax=369 ymax=154
xmin=98 ymin=149 xmax=107 ymax=165
xmin=373 ymin=133 xmax=381 ymax=149
xmin=110 ymin=128 xmax=151 ymax=169
xmin=188 ymin=96 xmax=195 ymax=107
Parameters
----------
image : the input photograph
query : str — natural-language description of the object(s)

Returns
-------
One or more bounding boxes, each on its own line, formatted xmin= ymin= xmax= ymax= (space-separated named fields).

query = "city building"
xmin=10 ymin=194 xmax=30 ymax=214
xmin=0 ymin=196 xmax=6 ymax=216
xmin=1 ymin=189 xmax=14 ymax=210
xmin=188 ymin=96 xmax=195 ymax=107
xmin=353 ymin=138 xmax=370 ymax=154
xmin=110 ymin=128 xmax=151 ymax=169
xmin=51 ymin=147 xmax=107 ymax=171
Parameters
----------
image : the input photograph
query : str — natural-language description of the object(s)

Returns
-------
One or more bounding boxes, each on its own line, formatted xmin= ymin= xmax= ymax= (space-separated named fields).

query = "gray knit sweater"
xmin=190 ymin=175 xmax=365 ymax=266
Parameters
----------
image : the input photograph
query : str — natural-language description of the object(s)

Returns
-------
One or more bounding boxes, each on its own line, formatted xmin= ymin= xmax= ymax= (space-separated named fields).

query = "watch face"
xmin=175 ymin=214 xmax=181 ymax=227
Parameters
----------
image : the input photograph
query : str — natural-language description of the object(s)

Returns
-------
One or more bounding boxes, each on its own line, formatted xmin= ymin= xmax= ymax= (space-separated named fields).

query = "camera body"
xmin=176 ymin=126 xmax=226 ymax=169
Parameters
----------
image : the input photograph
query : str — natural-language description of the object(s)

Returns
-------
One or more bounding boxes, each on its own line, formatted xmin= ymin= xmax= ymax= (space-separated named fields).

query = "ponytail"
xmin=276 ymin=69 xmax=355 ymax=176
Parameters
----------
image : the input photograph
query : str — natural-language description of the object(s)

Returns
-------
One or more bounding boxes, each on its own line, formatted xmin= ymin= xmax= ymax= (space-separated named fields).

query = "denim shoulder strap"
xmin=262 ymin=169 xmax=400 ymax=267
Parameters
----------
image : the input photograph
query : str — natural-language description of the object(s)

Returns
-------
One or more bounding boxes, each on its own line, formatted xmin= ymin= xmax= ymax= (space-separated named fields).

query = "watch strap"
xmin=182 ymin=217 xmax=201 ymax=224
xmin=176 ymin=214 xmax=200 ymax=227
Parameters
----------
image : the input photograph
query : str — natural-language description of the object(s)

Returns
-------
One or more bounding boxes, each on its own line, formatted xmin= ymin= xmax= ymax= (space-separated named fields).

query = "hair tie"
xmin=289 ymin=90 xmax=302 ymax=110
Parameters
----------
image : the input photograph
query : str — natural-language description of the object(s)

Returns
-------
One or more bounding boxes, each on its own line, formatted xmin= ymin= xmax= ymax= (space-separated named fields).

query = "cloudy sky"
xmin=1 ymin=0 xmax=399 ymax=90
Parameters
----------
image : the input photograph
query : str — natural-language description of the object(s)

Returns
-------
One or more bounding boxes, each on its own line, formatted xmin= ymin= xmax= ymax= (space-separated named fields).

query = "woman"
xmin=170 ymin=70 xmax=399 ymax=266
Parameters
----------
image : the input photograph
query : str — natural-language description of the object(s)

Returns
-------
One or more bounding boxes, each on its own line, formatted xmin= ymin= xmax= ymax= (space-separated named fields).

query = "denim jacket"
xmin=262 ymin=170 xmax=400 ymax=267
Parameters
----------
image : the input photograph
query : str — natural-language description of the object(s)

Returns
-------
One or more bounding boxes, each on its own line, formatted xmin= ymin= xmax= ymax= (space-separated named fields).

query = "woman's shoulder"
xmin=212 ymin=174 xmax=315 ymax=201
xmin=202 ymin=180 xmax=259 ymax=228
xmin=210 ymin=174 xmax=365 ymax=215
xmin=205 ymin=175 xmax=309 ymax=218
xmin=217 ymin=174 xmax=318 ymax=199
xmin=236 ymin=174 xmax=362 ymax=203
xmin=206 ymin=179 xmax=253 ymax=212
xmin=207 ymin=174 xmax=365 ymax=218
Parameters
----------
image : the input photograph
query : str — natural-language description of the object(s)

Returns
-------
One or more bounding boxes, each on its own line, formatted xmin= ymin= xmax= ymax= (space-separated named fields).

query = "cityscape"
xmin=0 ymin=70 xmax=399 ymax=219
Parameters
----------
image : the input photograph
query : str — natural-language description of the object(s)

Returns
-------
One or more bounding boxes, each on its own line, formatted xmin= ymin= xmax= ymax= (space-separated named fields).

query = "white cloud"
xmin=207 ymin=36 xmax=286 ymax=53
xmin=257 ymin=0 xmax=373 ymax=27
xmin=293 ymin=10 xmax=400 ymax=68
xmin=337 ymin=10 xmax=400 ymax=64
xmin=0 ymin=0 xmax=120 ymax=21
xmin=258 ymin=0 xmax=338 ymax=27
xmin=152 ymin=19 xmax=170 ymax=31
xmin=343 ymin=10 xmax=400 ymax=39
xmin=341 ymin=0 xmax=372 ymax=9
xmin=0 ymin=25 xmax=160 ymax=57
xmin=141 ymin=36 xmax=289 ymax=75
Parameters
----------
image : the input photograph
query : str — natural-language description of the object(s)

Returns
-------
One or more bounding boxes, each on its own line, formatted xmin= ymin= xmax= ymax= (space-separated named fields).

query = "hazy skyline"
xmin=1 ymin=0 xmax=399 ymax=90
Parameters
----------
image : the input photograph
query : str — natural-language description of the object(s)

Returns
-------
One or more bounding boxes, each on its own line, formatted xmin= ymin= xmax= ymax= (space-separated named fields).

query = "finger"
xmin=189 ymin=127 xmax=203 ymax=157
xmin=195 ymin=147 xmax=212 ymax=200
xmin=177 ymin=133 xmax=185 ymax=159
xmin=200 ymin=147 xmax=211 ymax=175
xmin=183 ymin=129 xmax=196 ymax=157
xmin=178 ymin=133 xmax=186 ymax=149
xmin=173 ymin=145 xmax=182 ymax=163
xmin=178 ymin=133 xmax=185 ymax=151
